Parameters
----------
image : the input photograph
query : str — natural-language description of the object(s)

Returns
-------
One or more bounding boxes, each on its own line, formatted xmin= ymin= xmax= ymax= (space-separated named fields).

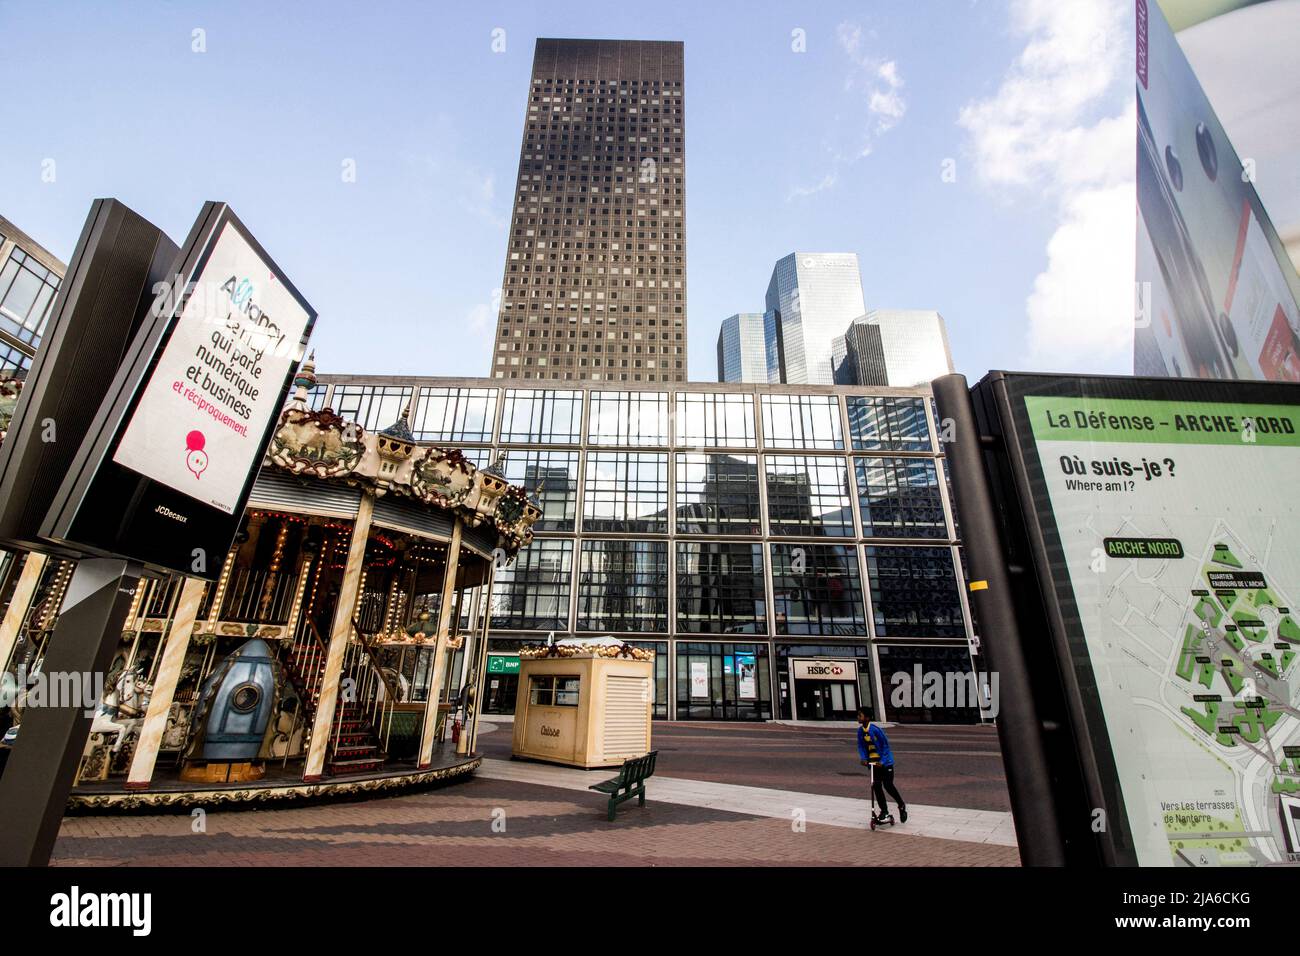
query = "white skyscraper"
xmin=764 ymin=253 xmax=867 ymax=385
xmin=716 ymin=313 xmax=769 ymax=382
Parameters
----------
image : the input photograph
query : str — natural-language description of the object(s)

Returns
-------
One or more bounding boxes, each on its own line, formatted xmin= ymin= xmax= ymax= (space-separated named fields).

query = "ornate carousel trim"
xmin=264 ymin=355 xmax=540 ymax=556
xmin=67 ymin=756 xmax=481 ymax=813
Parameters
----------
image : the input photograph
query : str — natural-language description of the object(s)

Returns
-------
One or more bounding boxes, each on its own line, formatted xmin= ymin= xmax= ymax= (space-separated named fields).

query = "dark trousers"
xmin=872 ymin=763 xmax=904 ymax=815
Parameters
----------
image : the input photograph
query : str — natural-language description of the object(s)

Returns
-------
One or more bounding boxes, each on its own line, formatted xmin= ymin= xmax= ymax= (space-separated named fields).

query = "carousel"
xmin=0 ymin=357 xmax=540 ymax=809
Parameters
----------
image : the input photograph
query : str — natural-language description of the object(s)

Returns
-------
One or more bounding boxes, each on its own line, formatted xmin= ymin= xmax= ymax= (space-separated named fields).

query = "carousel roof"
xmin=262 ymin=356 xmax=540 ymax=556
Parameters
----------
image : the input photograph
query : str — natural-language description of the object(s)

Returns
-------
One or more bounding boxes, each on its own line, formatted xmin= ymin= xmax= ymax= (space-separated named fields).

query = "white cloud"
xmin=790 ymin=23 xmax=905 ymax=200
xmin=1026 ymin=182 xmax=1135 ymax=372
xmin=958 ymin=0 xmax=1134 ymax=372
xmin=786 ymin=173 xmax=839 ymax=202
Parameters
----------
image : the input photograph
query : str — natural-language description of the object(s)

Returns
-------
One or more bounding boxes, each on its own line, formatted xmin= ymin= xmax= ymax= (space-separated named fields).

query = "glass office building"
xmin=313 ymin=374 xmax=981 ymax=724
xmin=716 ymin=313 xmax=769 ymax=383
xmin=833 ymin=310 xmax=955 ymax=388
xmin=0 ymin=215 xmax=66 ymax=376
xmin=764 ymin=252 xmax=867 ymax=386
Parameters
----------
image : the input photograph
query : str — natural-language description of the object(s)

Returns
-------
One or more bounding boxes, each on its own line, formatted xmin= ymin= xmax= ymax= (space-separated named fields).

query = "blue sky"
xmin=0 ymin=0 xmax=1136 ymax=382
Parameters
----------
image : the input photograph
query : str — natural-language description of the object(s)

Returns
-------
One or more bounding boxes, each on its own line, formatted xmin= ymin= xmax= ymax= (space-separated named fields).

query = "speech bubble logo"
xmin=186 ymin=430 xmax=209 ymax=479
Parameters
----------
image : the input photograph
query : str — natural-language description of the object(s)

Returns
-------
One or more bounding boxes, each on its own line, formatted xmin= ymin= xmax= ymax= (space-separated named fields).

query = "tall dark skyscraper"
xmin=491 ymin=39 xmax=687 ymax=383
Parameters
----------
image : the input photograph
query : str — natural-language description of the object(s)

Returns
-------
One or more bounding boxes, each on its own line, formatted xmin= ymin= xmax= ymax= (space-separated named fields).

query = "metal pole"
xmin=0 ymin=557 xmax=141 ymax=866
xmin=931 ymin=373 xmax=1065 ymax=866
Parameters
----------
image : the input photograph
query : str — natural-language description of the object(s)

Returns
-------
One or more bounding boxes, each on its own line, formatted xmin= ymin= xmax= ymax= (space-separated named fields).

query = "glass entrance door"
xmin=794 ymin=679 xmax=858 ymax=720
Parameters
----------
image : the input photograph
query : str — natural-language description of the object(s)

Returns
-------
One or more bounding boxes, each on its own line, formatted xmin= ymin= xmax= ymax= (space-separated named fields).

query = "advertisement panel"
xmin=690 ymin=661 xmax=709 ymax=699
xmin=736 ymin=652 xmax=757 ymax=700
xmin=994 ymin=372 xmax=1300 ymax=866
xmin=41 ymin=203 xmax=316 ymax=578
xmin=111 ymin=220 xmax=311 ymax=514
xmin=1134 ymin=0 xmax=1300 ymax=381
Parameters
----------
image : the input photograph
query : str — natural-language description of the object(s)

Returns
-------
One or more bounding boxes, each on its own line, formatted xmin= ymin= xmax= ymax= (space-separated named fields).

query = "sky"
xmin=0 ymin=0 xmax=1136 ymax=383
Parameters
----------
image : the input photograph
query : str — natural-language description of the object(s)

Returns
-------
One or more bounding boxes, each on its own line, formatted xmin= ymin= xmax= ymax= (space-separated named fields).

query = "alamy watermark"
xmin=0 ymin=664 xmax=105 ymax=717
xmin=890 ymin=665 xmax=999 ymax=719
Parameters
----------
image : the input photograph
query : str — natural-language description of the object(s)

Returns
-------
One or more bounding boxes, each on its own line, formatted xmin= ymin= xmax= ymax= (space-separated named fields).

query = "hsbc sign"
xmin=792 ymin=659 xmax=858 ymax=681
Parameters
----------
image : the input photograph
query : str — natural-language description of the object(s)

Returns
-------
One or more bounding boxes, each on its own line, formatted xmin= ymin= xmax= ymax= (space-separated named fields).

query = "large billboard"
xmin=967 ymin=372 xmax=1300 ymax=866
xmin=109 ymin=219 xmax=312 ymax=514
xmin=1134 ymin=0 xmax=1300 ymax=381
xmin=41 ymin=203 xmax=316 ymax=578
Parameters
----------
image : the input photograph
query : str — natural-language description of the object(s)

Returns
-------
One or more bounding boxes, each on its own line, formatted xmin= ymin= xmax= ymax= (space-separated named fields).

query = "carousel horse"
xmin=376 ymin=667 xmax=411 ymax=703
xmin=89 ymin=666 xmax=153 ymax=754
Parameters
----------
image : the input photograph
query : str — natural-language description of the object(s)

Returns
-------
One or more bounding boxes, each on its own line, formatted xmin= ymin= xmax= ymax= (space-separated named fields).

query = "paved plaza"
xmin=52 ymin=722 xmax=1019 ymax=866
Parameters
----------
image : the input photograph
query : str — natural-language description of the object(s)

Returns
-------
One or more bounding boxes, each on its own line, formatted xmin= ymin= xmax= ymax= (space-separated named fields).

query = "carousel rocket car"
xmin=186 ymin=638 xmax=280 ymax=762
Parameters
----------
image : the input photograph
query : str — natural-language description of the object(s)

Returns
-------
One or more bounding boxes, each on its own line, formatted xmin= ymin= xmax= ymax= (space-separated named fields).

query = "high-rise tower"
xmin=764 ymin=253 xmax=866 ymax=385
xmin=491 ymin=39 xmax=687 ymax=383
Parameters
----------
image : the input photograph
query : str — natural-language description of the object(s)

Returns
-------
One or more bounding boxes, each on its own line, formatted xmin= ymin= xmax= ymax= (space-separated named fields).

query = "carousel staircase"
xmin=280 ymin=624 xmax=387 ymax=777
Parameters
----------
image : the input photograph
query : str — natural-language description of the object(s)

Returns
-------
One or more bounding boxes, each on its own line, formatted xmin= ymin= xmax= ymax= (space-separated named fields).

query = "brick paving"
xmin=52 ymin=776 xmax=1020 ymax=866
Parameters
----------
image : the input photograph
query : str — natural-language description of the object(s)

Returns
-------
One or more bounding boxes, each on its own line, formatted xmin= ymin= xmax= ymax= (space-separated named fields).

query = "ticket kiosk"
xmin=511 ymin=638 xmax=653 ymax=769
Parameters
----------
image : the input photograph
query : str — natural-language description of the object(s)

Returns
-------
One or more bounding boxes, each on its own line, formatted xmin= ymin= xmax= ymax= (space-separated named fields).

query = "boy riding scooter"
xmin=857 ymin=707 xmax=907 ymax=829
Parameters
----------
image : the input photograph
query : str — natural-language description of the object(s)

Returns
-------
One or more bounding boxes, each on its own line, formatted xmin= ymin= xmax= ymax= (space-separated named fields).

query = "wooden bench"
xmin=588 ymin=751 xmax=658 ymax=821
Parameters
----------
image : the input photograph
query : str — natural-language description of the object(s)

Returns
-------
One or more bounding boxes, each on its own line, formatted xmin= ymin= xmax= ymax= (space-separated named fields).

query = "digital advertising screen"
xmin=110 ymin=220 xmax=312 ymax=515
xmin=41 ymin=203 xmax=316 ymax=578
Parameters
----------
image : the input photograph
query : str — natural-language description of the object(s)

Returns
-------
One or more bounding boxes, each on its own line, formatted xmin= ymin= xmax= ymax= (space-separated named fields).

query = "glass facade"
xmin=316 ymin=376 xmax=974 ymax=723
xmin=502 ymin=450 xmax=579 ymax=532
xmin=675 ymin=453 xmax=761 ymax=535
xmin=847 ymin=395 xmax=932 ymax=452
xmin=500 ymin=388 xmax=584 ymax=443
xmin=413 ymin=386 xmax=497 ymax=443
xmin=765 ymin=252 xmax=867 ymax=385
xmin=330 ymin=385 xmax=412 ymax=431
xmin=764 ymin=455 xmax=854 ymax=537
xmin=490 ymin=538 xmax=572 ymax=630
xmin=761 ymin=394 xmax=843 ymax=449
xmin=716 ymin=313 xmax=768 ymax=383
xmin=0 ymin=247 xmax=60 ymax=348
xmin=676 ymin=541 xmax=766 ymax=634
xmin=864 ymin=546 xmax=965 ymax=638
xmin=676 ymin=642 xmax=772 ymax=720
xmin=674 ymin=391 xmax=755 ymax=447
xmin=583 ymin=452 xmax=669 ymax=533
xmin=587 ymin=390 xmax=669 ymax=446
xmin=577 ymin=540 xmax=669 ymax=632
xmin=854 ymin=457 xmax=947 ymax=539
xmin=770 ymin=543 xmax=866 ymax=636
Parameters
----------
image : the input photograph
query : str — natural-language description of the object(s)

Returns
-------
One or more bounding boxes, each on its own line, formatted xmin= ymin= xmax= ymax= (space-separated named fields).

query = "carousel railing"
xmin=220 ymin=568 xmax=300 ymax=624
xmin=327 ymin=619 xmax=398 ymax=772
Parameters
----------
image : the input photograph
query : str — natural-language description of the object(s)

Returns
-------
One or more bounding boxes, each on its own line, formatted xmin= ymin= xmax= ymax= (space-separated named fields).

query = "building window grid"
xmin=583 ymin=451 xmax=669 ymax=533
xmin=502 ymin=449 xmax=579 ymax=532
xmin=329 ymin=385 xmax=411 ymax=432
xmin=490 ymin=538 xmax=573 ymax=631
xmin=576 ymin=539 xmax=669 ymax=633
xmin=853 ymin=457 xmax=948 ymax=540
xmin=864 ymin=545 xmax=966 ymax=638
xmin=0 ymin=248 xmax=60 ymax=346
xmin=587 ymin=390 xmax=669 ymax=446
xmin=500 ymin=388 xmax=584 ymax=444
xmin=674 ymin=391 xmax=756 ymax=447
xmin=412 ymin=387 xmax=498 ymax=443
xmin=675 ymin=542 xmax=766 ymax=635
xmin=761 ymin=394 xmax=844 ymax=450
xmin=847 ymin=395 xmax=932 ymax=452
xmin=674 ymin=453 xmax=762 ymax=536
xmin=313 ymin=381 xmax=964 ymax=665
xmin=769 ymin=543 xmax=867 ymax=636
xmin=764 ymin=454 xmax=855 ymax=538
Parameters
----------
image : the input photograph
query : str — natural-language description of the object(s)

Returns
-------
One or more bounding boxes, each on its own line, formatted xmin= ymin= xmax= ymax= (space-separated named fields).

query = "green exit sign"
xmin=487 ymin=655 xmax=520 ymax=675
